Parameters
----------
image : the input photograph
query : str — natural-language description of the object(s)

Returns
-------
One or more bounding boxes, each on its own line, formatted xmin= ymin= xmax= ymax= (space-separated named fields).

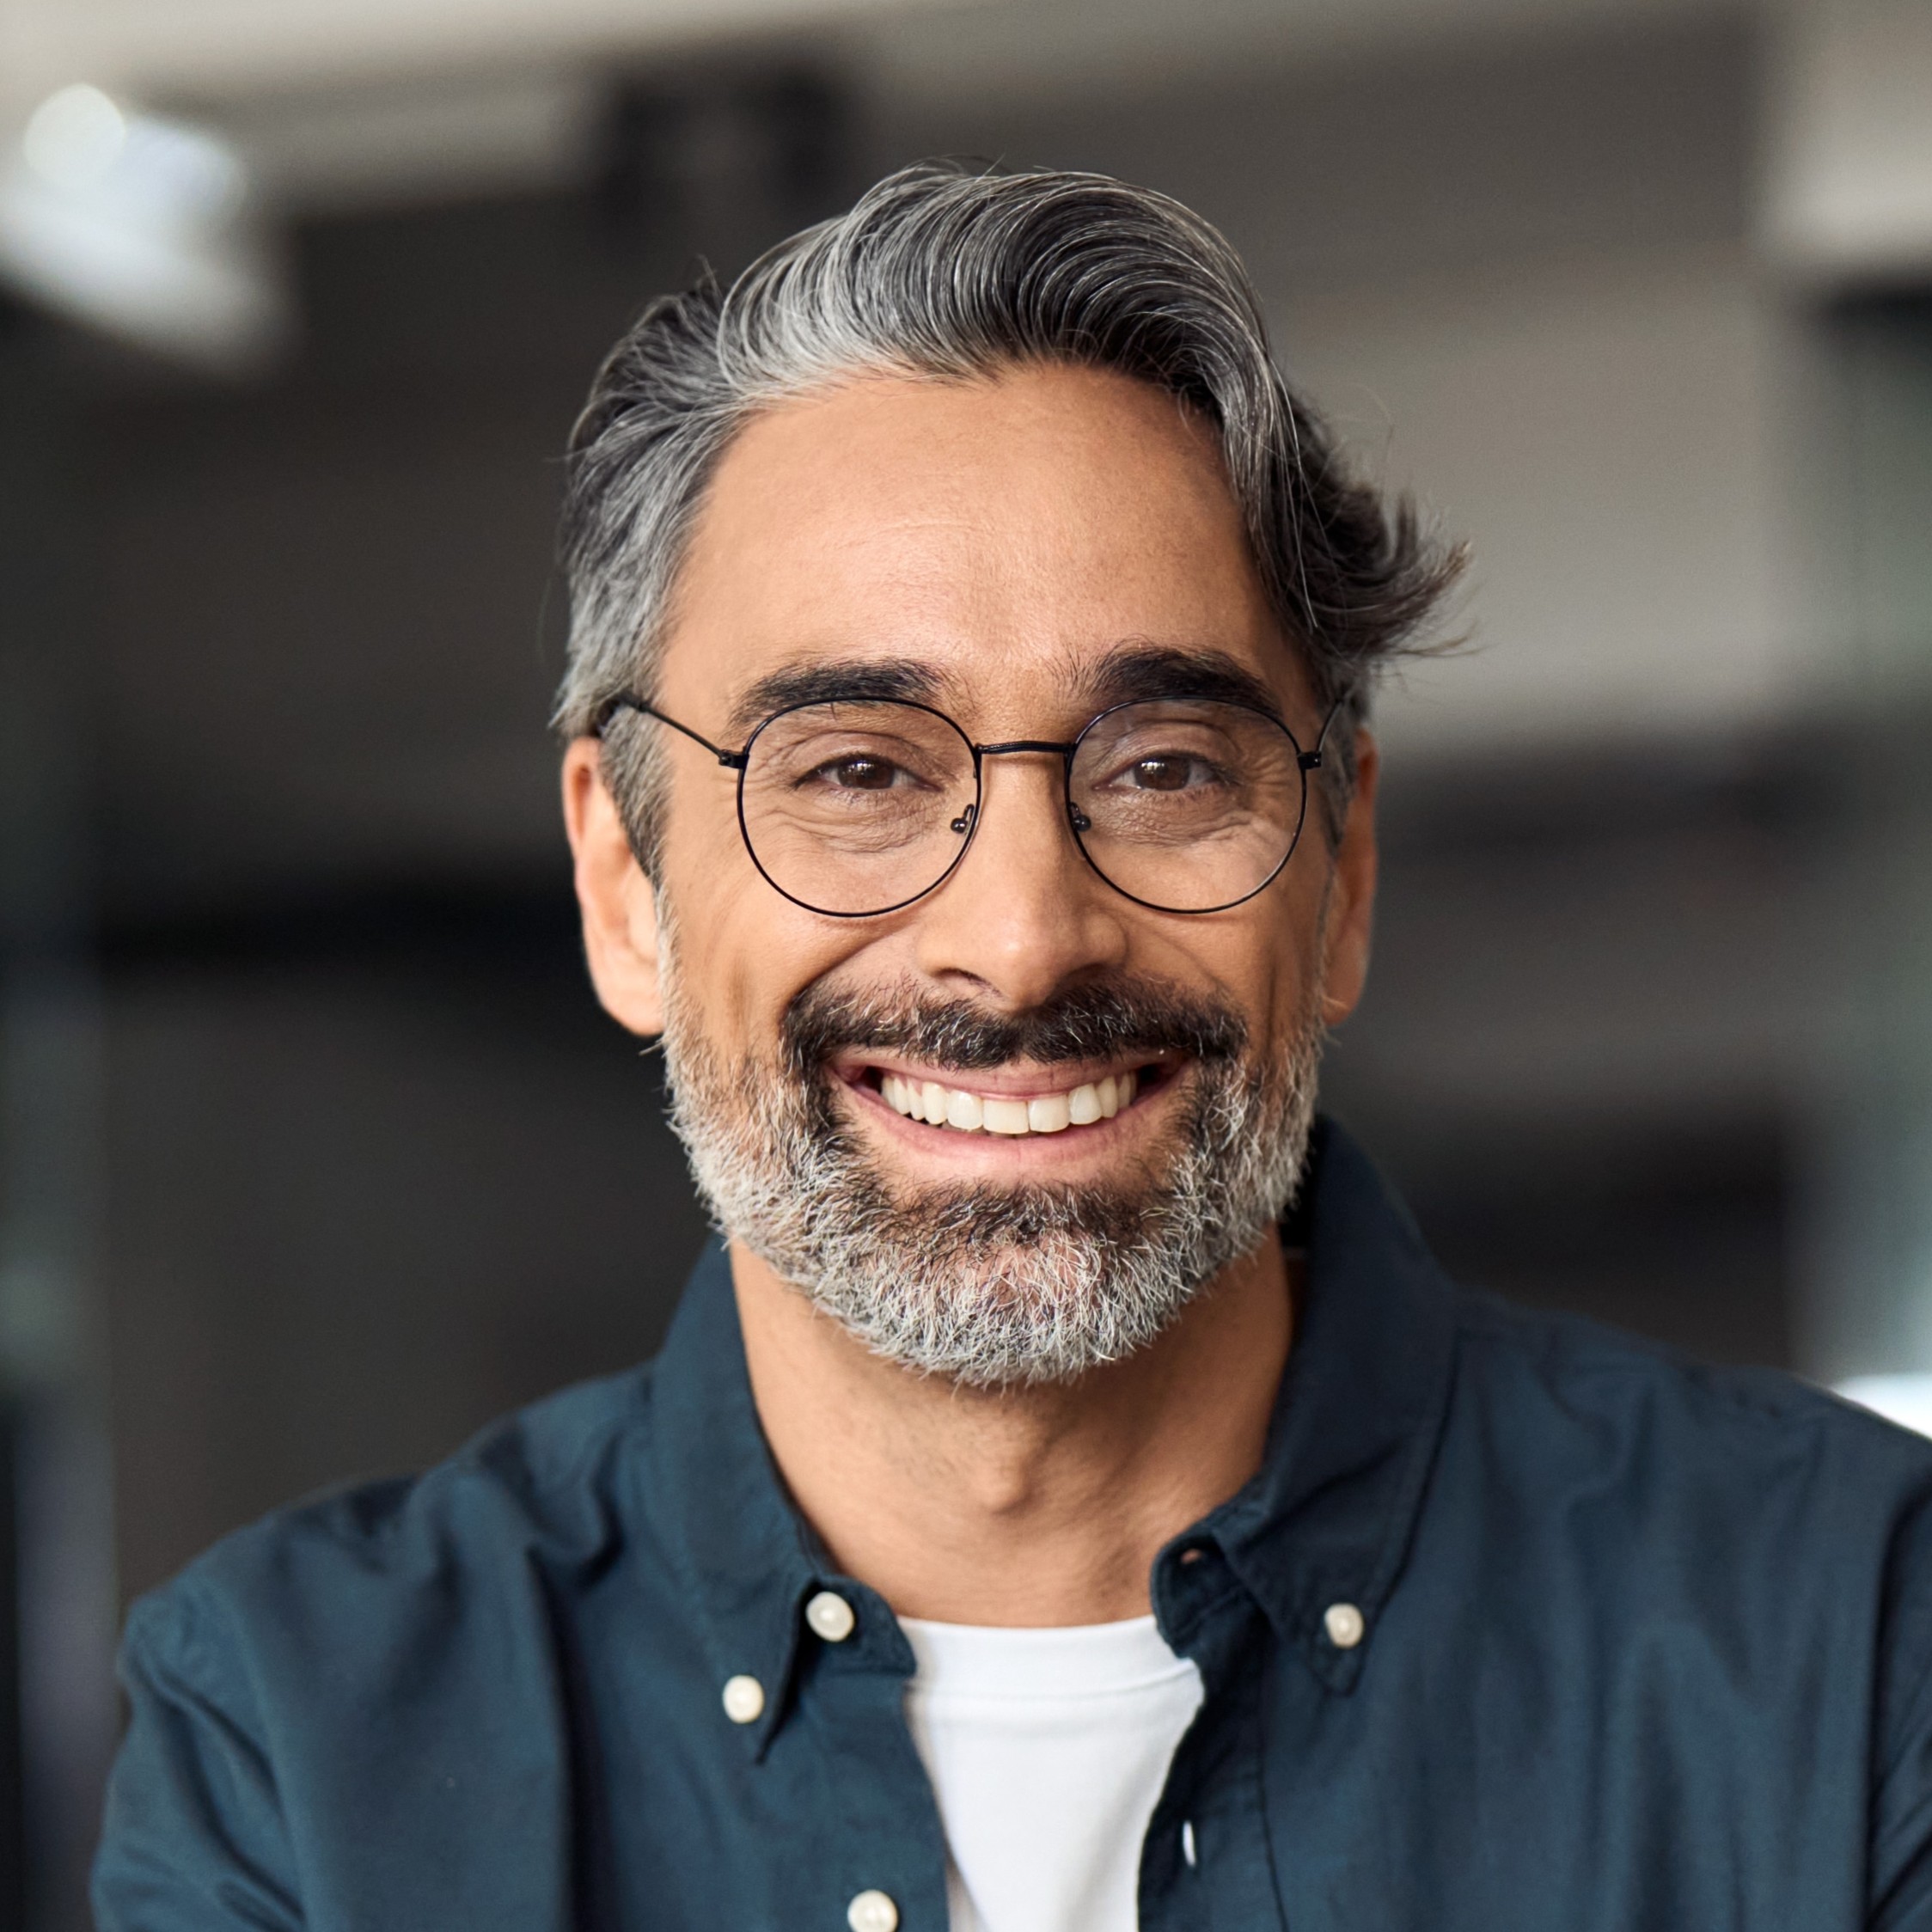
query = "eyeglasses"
xmin=596 ymin=690 xmax=1340 ymax=919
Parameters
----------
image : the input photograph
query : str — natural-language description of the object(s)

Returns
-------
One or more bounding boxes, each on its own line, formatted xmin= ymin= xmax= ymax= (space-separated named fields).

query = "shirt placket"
xmin=785 ymin=1578 xmax=953 ymax=1932
xmin=1140 ymin=1552 xmax=1291 ymax=1932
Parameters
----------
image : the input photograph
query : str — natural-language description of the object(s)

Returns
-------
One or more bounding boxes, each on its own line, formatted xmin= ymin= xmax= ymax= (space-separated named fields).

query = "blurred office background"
xmin=2 ymin=0 xmax=1930 ymax=1920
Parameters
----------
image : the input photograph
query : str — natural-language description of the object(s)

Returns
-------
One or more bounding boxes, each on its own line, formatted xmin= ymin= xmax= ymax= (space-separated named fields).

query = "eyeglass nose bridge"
xmin=945 ymin=737 xmax=1083 ymax=843
xmin=970 ymin=737 xmax=1079 ymax=759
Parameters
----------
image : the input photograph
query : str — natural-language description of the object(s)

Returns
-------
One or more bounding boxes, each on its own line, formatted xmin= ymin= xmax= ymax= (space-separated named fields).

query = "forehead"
xmin=657 ymin=362 xmax=1297 ymax=731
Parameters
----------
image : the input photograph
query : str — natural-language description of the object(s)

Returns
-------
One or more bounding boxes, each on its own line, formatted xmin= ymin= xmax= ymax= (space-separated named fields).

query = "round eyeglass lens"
xmin=1068 ymin=697 xmax=1307 ymax=912
xmin=739 ymin=699 xmax=980 ymax=914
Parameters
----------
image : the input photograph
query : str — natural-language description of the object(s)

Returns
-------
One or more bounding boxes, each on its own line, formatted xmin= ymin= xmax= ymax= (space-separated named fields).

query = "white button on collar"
xmin=721 ymin=1673 xmax=765 ymax=1723
xmin=805 ymin=1590 xmax=857 ymax=1643
xmin=847 ymin=1889 xmax=899 ymax=1932
xmin=1324 ymin=1601 xmax=1366 ymax=1650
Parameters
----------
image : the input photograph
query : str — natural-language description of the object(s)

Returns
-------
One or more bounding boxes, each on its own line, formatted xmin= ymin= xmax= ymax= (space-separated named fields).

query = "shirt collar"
xmin=638 ymin=1242 xmax=820 ymax=1758
xmin=639 ymin=1116 xmax=1459 ymax=1739
xmin=1159 ymin=1116 xmax=1459 ymax=1693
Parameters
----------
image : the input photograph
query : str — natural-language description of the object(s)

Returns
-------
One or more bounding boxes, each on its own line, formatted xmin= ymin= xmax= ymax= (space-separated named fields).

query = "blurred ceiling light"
xmin=0 ymin=83 xmax=289 ymax=370
xmin=23 ymin=82 xmax=128 ymax=188
xmin=1836 ymin=1374 xmax=1932 ymax=1440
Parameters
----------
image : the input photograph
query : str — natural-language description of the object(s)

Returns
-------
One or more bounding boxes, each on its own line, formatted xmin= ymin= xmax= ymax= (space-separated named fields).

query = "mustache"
xmin=781 ymin=975 xmax=1250 ymax=1077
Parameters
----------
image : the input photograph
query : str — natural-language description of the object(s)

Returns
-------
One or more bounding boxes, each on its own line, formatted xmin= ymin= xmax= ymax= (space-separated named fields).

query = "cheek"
xmin=658 ymin=833 xmax=859 ymax=1061
xmin=1212 ymin=868 xmax=1330 ymax=1047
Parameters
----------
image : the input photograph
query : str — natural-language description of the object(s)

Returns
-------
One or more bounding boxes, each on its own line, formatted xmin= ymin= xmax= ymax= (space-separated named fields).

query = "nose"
xmin=907 ymin=750 xmax=1130 ymax=1009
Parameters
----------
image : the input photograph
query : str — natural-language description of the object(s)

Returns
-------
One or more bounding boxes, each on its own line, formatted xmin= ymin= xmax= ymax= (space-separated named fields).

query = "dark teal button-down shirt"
xmin=94 ymin=1122 xmax=1932 ymax=1929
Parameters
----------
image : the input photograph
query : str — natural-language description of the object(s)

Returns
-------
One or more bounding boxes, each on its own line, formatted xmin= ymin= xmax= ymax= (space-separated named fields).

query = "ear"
xmin=562 ymin=737 xmax=666 ymax=1037
xmin=1317 ymin=729 xmax=1379 ymax=1029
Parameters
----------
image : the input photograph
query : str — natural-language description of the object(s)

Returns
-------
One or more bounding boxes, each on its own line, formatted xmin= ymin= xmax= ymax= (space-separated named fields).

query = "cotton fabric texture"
xmin=900 ymin=1613 xmax=1205 ymax=1930
xmin=93 ymin=1122 xmax=1932 ymax=1930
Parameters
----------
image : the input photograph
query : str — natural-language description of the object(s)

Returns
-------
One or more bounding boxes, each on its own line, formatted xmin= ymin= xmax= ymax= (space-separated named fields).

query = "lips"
xmin=877 ymin=1069 xmax=1140 ymax=1136
xmin=790 ymin=977 xmax=1238 ymax=1157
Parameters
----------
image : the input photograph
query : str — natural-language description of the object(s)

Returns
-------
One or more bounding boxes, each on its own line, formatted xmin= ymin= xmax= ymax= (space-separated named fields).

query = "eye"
xmin=816 ymin=754 xmax=908 ymax=791
xmin=1125 ymin=753 xmax=1218 ymax=792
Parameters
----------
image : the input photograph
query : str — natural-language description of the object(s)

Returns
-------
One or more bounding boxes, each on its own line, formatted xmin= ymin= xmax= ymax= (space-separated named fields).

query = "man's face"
xmin=566 ymin=363 xmax=1378 ymax=1382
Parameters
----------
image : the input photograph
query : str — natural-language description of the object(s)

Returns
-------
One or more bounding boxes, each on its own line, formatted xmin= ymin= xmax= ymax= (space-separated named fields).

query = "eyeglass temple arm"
xmin=1298 ymin=695 xmax=1347 ymax=772
xmin=601 ymin=696 xmax=749 ymax=770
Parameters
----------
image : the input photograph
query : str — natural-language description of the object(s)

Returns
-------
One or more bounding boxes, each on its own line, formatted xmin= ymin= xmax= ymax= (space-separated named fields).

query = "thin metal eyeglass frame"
xmin=594 ymin=689 xmax=1344 ymax=918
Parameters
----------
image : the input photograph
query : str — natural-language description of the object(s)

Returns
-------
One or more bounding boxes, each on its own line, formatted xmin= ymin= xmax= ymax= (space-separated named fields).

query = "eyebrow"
xmin=720 ymin=642 xmax=1287 ymax=743
xmin=724 ymin=657 xmax=943 ymax=739
xmin=1079 ymin=644 xmax=1286 ymax=721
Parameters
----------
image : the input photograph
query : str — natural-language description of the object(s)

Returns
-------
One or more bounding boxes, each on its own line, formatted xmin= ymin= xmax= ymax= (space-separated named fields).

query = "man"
xmin=94 ymin=163 xmax=1932 ymax=1931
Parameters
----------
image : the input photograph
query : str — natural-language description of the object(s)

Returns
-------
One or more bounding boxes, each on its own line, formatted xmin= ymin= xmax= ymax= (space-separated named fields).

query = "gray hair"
xmin=554 ymin=161 xmax=1461 ymax=865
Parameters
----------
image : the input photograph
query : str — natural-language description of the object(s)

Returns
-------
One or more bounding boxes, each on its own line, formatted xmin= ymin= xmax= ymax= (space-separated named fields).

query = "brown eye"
xmin=826 ymin=756 xmax=900 ymax=790
xmin=1130 ymin=756 xmax=1201 ymax=792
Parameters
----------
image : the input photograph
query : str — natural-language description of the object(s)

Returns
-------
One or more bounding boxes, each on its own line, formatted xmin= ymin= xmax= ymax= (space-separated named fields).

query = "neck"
xmin=731 ymin=1234 xmax=1294 ymax=1626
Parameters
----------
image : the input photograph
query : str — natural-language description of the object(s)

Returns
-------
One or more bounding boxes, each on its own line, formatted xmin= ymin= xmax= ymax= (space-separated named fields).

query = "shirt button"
xmin=847 ymin=1890 xmax=898 ymax=1932
xmin=1324 ymin=1601 xmax=1366 ymax=1649
xmin=721 ymin=1674 xmax=765 ymax=1723
xmin=805 ymin=1590 xmax=857 ymax=1642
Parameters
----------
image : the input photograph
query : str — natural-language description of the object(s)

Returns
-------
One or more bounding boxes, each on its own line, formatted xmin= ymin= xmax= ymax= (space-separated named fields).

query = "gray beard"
xmin=657 ymin=949 xmax=1324 ymax=1389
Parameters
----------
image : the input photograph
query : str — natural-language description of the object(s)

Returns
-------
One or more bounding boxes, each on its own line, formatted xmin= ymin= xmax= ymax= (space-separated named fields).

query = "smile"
xmin=873 ymin=1068 xmax=1142 ymax=1136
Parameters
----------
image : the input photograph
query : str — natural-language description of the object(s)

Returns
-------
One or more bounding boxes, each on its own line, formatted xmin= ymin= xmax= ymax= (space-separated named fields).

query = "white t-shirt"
xmin=900 ymin=1615 xmax=1206 ymax=1932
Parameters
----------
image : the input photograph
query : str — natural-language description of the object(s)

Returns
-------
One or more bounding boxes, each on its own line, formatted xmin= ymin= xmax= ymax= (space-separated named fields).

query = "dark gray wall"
xmin=105 ymin=910 xmax=709 ymax=1603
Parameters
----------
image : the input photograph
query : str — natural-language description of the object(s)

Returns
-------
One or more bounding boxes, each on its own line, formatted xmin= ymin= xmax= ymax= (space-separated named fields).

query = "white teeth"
xmin=877 ymin=1070 xmax=1143 ymax=1136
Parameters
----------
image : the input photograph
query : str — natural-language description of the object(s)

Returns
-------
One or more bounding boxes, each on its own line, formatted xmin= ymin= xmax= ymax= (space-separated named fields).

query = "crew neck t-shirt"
xmin=899 ymin=1615 xmax=1207 ymax=1932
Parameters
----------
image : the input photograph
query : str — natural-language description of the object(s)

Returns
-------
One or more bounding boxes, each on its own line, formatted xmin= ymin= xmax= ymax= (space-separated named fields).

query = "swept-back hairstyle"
xmin=555 ymin=161 xmax=1461 ymax=866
